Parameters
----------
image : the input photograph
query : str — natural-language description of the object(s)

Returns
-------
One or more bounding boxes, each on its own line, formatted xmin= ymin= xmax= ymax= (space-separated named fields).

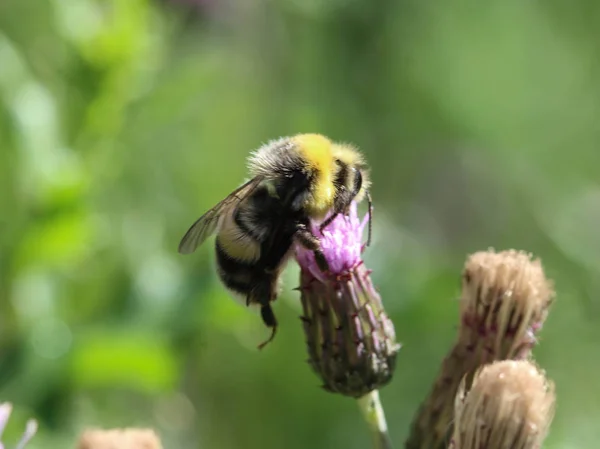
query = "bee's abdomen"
xmin=215 ymin=239 xmax=256 ymax=274
xmin=215 ymin=239 xmax=255 ymax=297
xmin=214 ymin=185 xmax=296 ymax=306
xmin=217 ymin=209 xmax=262 ymax=262
xmin=233 ymin=200 xmax=273 ymax=244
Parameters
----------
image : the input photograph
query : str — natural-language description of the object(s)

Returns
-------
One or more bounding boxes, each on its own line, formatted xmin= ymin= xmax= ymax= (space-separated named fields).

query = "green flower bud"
xmin=295 ymin=203 xmax=400 ymax=398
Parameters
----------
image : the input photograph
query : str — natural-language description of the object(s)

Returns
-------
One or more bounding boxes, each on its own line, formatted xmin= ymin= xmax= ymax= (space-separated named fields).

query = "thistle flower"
xmin=449 ymin=360 xmax=555 ymax=449
xmin=406 ymin=249 xmax=554 ymax=449
xmin=294 ymin=202 xmax=400 ymax=398
xmin=0 ymin=403 xmax=37 ymax=449
xmin=76 ymin=428 xmax=163 ymax=449
xmin=458 ymin=250 xmax=554 ymax=363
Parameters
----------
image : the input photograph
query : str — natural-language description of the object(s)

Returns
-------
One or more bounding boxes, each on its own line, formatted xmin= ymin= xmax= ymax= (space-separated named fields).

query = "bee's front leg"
xmin=295 ymin=224 xmax=330 ymax=273
xmin=319 ymin=212 xmax=340 ymax=234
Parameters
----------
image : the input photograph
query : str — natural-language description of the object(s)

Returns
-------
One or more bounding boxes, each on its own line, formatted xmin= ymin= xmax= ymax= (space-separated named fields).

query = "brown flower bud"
xmin=76 ymin=428 xmax=163 ymax=449
xmin=459 ymin=249 xmax=554 ymax=362
xmin=449 ymin=360 xmax=555 ymax=449
xmin=406 ymin=249 xmax=554 ymax=449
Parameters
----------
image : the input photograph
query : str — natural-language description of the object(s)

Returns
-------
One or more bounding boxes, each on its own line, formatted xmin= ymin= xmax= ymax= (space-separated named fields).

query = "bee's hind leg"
xmin=257 ymin=304 xmax=278 ymax=350
xmin=248 ymin=281 xmax=278 ymax=350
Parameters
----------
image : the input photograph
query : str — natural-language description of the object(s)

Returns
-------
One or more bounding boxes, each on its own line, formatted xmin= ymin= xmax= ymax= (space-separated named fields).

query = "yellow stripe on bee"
xmin=216 ymin=213 xmax=261 ymax=262
xmin=216 ymin=232 xmax=261 ymax=261
xmin=293 ymin=134 xmax=333 ymax=172
xmin=293 ymin=134 xmax=335 ymax=217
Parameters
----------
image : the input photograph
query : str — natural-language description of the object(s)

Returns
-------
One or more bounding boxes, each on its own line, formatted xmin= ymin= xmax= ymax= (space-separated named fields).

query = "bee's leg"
xmin=295 ymin=224 xmax=330 ymax=273
xmin=247 ymin=276 xmax=274 ymax=306
xmin=319 ymin=212 xmax=341 ymax=234
xmin=362 ymin=190 xmax=372 ymax=247
xmin=249 ymin=279 xmax=278 ymax=350
xmin=320 ymin=185 xmax=356 ymax=234
xmin=257 ymin=304 xmax=277 ymax=350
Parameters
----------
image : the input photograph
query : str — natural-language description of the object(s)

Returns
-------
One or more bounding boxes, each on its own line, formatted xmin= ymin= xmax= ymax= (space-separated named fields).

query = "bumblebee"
xmin=178 ymin=134 xmax=371 ymax=349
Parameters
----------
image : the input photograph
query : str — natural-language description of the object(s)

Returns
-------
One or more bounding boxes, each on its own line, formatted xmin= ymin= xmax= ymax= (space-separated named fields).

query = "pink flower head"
xmin=293 ymin=202 xmax=400 ymax=398
xmin=295 ymin=202 xmax=369 ymax=281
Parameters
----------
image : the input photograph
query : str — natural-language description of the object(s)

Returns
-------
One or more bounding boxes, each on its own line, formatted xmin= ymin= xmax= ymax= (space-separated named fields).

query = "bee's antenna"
xmin=366 ymin=190 xmax=373 ymax=247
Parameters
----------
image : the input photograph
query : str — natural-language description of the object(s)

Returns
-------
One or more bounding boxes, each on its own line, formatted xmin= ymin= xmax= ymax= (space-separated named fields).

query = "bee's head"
xmin=247 ymin=134 xmax=370 ymax=219
xmin=332 ymin=143 xmax=371 ymax=210
xmin=248 ymin=134 xmax=336 ymax=217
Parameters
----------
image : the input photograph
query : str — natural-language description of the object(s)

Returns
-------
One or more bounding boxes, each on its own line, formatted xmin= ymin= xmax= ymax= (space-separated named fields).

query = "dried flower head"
xmin=295 ymin=202 xmax=400 ymax=398
xmin=77 ymin=428 xmax=163 ymax=449
xmin=0 ymin=402 xmax=37 ymax=449
xmin=406 ymin=249 xmax=554 ymax=449
xmin=449 ymin=360 xmax=555 ymax=449
xmin=459 ymin=249 xmax=554 ymax=362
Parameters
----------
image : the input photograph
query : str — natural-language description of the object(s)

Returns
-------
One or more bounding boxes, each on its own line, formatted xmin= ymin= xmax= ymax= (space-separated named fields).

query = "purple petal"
xmin=15 ymin=419 xmax=38 ymax=449
xmin=295 ymin=202 xmax=369 ymax=279
xmin=0 ymin=403 xmax=12 ymax=437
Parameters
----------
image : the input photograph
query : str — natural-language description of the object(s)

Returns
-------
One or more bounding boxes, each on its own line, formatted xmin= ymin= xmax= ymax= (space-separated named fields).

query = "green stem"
xmin=357 ymin=390 xmax=393 ymax=449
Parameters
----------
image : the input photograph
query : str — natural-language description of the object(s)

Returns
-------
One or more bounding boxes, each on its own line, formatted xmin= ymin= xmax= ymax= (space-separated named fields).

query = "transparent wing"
xmin=178 ymin=177 xmax=263 ymax=254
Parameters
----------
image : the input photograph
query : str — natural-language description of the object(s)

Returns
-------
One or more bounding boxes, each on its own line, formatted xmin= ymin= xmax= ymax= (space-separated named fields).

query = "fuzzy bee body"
xmin=214 ymin=181 xmax=300 ymax=308
xmin=178 ymin=134 xmax=371 ymax=349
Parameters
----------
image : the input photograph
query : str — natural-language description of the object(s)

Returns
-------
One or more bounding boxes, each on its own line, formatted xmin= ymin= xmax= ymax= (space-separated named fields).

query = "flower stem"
xmin=357 ymin=390 xmax=393 ymax=449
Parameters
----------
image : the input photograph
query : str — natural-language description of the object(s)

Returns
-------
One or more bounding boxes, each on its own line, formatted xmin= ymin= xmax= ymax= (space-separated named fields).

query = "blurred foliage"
xmin=1 ymin=0 xmax=599 ymax=448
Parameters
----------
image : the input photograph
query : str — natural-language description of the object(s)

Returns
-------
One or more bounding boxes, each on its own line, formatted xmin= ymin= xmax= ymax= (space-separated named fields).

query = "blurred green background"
xmin=1 ymin=0 xmax=599 ymax=447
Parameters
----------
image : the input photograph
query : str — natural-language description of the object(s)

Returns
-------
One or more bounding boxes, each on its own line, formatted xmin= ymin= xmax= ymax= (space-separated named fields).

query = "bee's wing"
xmin=178 ymin=176 xmax=264 ymax=254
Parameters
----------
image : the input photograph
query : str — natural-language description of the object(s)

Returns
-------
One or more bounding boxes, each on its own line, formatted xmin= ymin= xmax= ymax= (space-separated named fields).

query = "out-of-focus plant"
xmin=76 ymin=428 xmax=163 ymax=449
xmin=0 ymin=403 xmax=37 ymax=449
